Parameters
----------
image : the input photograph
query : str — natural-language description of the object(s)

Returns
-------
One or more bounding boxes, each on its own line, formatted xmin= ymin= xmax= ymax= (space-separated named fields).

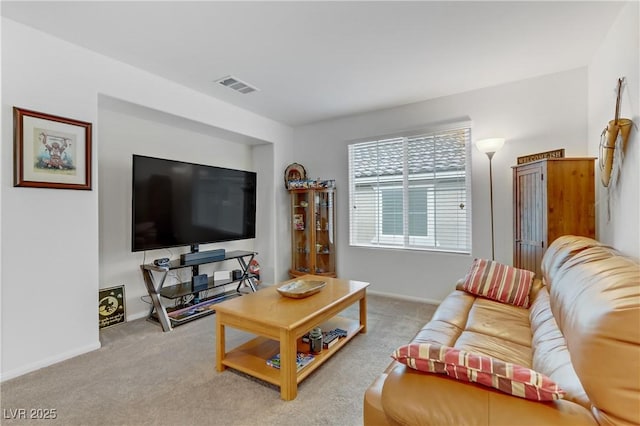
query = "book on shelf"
xmin=324 ymin=335 xmax=340 ymax=349
xmin=266 ymin=352 xmax=315 ymax=372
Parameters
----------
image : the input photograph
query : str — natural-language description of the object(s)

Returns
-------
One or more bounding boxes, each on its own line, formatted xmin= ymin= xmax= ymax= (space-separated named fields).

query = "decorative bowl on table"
xmin=277 ymin=280 xmax=326 ymax=298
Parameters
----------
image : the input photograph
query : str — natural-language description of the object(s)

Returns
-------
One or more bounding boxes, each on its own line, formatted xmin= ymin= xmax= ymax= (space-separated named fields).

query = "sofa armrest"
xmin=381 ymin=365 xmax=597 ymax=426
xmin=364 ymin=373 xmax=393 ymax=426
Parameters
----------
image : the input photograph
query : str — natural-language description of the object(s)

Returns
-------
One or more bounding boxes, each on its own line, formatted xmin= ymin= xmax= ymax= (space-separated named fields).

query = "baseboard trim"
xmin=0 ymin=341 xmax=101 ymax=383
xmin=367 ymin=289 xmax=442 ymax=306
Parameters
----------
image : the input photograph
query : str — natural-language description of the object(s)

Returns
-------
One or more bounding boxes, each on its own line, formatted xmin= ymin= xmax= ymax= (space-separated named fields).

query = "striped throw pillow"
xmin=462 ymin=258 xmax=534 ymax=308
xmin=393 ymin=343 xmax=565 ymax=401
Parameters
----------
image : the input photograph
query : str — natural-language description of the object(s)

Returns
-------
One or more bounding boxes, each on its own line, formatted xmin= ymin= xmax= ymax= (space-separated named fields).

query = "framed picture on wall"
xmin=13 ymin=107 xmax=92 ymax=190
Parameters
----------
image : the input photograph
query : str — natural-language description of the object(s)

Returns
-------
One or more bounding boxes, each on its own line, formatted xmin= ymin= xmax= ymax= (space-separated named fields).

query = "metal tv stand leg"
xmin=236 ymin=253 xmax=258 ymax=293
xmin=140 ymin=265 xmax=172 ymax=332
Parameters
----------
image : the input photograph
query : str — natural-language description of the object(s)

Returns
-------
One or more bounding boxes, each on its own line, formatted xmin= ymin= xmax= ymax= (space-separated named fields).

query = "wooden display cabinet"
xmin=289 ymin=188 xmax=336 ymax=278
xmin=513 ymin=158 xmax=595 ymax=277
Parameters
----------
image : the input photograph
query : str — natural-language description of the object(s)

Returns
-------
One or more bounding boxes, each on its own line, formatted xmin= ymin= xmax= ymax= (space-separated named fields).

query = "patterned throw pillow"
xmin=461 ymin=258 xmax=534 ymax=308
xmin=392 ymin=343 xmax=565 ymax=401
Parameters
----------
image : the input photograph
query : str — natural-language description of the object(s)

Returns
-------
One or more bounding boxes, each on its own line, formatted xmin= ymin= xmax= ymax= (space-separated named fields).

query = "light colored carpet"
xmin=0 ymin=293 xmax=437 ymax=426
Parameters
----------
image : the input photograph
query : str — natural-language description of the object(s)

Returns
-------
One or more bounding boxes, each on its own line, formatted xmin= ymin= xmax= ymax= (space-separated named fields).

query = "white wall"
xmin=1 ymin=19 xmax=292 ymax=381
xmin=588 ymin=1 xmax=640 ymax=259
xmin=293 ymin=69 xmax=589 ymax=302
xmin=253 ymin=141 xmax=296 ymax=285
xmin=2 ymin=19 xmax=101 ymax=381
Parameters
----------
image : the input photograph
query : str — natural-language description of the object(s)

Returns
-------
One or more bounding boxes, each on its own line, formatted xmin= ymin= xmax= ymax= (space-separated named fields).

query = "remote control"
xmin=323 ymin=328 xmax=348 ymax=342
xmin=334 ymin=328 xmax=348 ymax=337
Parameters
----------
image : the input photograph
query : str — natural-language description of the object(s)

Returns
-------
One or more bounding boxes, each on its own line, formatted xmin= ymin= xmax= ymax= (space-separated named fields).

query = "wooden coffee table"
xmin=215 ymin=275 xmax=369 ymax=400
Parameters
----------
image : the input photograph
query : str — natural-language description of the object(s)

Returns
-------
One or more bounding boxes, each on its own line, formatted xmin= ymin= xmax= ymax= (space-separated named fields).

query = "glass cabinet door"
xmin=291 ymin=191 xmax=312 ymax=275
xmin=290 ymin=187 xmax=336 ymax=278
xmin=313 ymin=190 xmax=335 ymax=274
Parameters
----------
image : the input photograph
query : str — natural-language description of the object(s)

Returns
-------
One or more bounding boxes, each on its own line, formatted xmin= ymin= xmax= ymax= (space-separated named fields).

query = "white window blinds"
xmin=348 ymin=127 xmax=471 ymax=252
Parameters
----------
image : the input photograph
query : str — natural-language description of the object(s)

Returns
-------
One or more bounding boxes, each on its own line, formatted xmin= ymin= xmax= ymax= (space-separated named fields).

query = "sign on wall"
xmin=98 ymin=285 xmax=126 ymax=329
xmin=517 ymin=148 xmax=565 ymax=164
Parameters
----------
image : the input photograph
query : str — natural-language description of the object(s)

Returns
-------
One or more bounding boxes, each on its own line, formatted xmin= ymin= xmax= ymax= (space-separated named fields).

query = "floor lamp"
xmin=475 ymin=138 xmax=505 ymax=261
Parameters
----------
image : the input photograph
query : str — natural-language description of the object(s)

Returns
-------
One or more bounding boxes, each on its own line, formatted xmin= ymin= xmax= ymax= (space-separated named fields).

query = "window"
xmin=348 ymin=127 xmax=471 ymax=252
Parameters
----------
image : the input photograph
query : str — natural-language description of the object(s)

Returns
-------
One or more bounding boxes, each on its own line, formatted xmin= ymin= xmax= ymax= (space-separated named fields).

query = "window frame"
xmin=348 ymin=125 xmax=472 ymax=254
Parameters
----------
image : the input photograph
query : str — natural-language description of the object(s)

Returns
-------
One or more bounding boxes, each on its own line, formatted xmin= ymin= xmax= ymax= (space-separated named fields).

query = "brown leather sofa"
xmin=364 ymin=235 xmax=640 ymax=425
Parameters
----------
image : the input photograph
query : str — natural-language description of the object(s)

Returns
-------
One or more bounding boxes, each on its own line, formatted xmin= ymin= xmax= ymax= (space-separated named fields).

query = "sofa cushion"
xmin=455 ymin=331 xmax=532 ymax=368
xmin=462 ymin=258 xmax=535 ymax=307
xmin=411 ymin=290 xmax=533 ymax=368
xmin=465 ymin=297 xmax=532 ymax=348
xmin=392 ymin=342 xmax=565 ymax=401
xmin=529 ymin=285 xmax=589 ymax=408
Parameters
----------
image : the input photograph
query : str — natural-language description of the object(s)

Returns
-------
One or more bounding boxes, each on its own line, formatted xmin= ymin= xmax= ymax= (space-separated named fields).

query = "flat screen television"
xmin=131 ymin=155 xmax=256 ymax=252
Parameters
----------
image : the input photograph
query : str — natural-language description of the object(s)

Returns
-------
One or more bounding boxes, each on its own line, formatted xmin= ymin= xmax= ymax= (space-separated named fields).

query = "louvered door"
xmin=513 ymin=162 xmax=545 ymax=276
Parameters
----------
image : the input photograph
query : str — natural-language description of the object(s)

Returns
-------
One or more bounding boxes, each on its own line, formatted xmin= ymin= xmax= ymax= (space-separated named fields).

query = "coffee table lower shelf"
xmin=220 ymin=316 xmax=362 ymax=386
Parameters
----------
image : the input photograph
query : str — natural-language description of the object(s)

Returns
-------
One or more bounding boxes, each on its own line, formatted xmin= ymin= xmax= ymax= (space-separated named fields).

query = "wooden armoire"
xmin=512 ymin=158 xmax=596 ymax=277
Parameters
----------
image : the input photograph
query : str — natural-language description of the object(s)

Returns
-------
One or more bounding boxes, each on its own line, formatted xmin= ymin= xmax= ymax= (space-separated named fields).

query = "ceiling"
xmin=2 ymin=1 xmax=625 ymax=127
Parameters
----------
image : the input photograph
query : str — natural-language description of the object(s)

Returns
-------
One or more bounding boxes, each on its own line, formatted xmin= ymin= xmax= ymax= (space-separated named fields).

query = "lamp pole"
xmin=486 ymin=151 xmax=496 ymax=261
xmin=474 ymin=138 xmax=505 ymax=261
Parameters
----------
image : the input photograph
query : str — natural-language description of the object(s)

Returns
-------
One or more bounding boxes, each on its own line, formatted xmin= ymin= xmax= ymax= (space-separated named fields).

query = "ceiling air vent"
xmin=215 ymin=76 xmax=259 ymax=94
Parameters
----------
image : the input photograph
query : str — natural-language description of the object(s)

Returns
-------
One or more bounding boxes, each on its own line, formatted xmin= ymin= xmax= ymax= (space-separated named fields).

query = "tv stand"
xmin=140 ymin=250 xmax=258 ymax=332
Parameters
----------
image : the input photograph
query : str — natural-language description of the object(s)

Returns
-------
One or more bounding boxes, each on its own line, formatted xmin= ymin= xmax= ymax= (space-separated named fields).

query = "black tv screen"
xmin=131 ymin=155 xmax=256 ymax=252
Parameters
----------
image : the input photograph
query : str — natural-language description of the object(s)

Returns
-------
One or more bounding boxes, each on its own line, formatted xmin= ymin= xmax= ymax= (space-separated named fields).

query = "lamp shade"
xmin=475 ymin=138 xmax=505 ymax=154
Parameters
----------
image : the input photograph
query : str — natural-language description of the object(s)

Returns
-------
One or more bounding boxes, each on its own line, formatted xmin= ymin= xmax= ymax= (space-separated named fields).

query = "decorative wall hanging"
xmin=599 ymin=78 xmax=632 ymax=188
xmin=284 ymin=163 xmax=307 ymax=189
xmin=517 ymin=149 xmax=565 ymax=165
xmin=14 ymin=107 xmax=92 ymax=190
